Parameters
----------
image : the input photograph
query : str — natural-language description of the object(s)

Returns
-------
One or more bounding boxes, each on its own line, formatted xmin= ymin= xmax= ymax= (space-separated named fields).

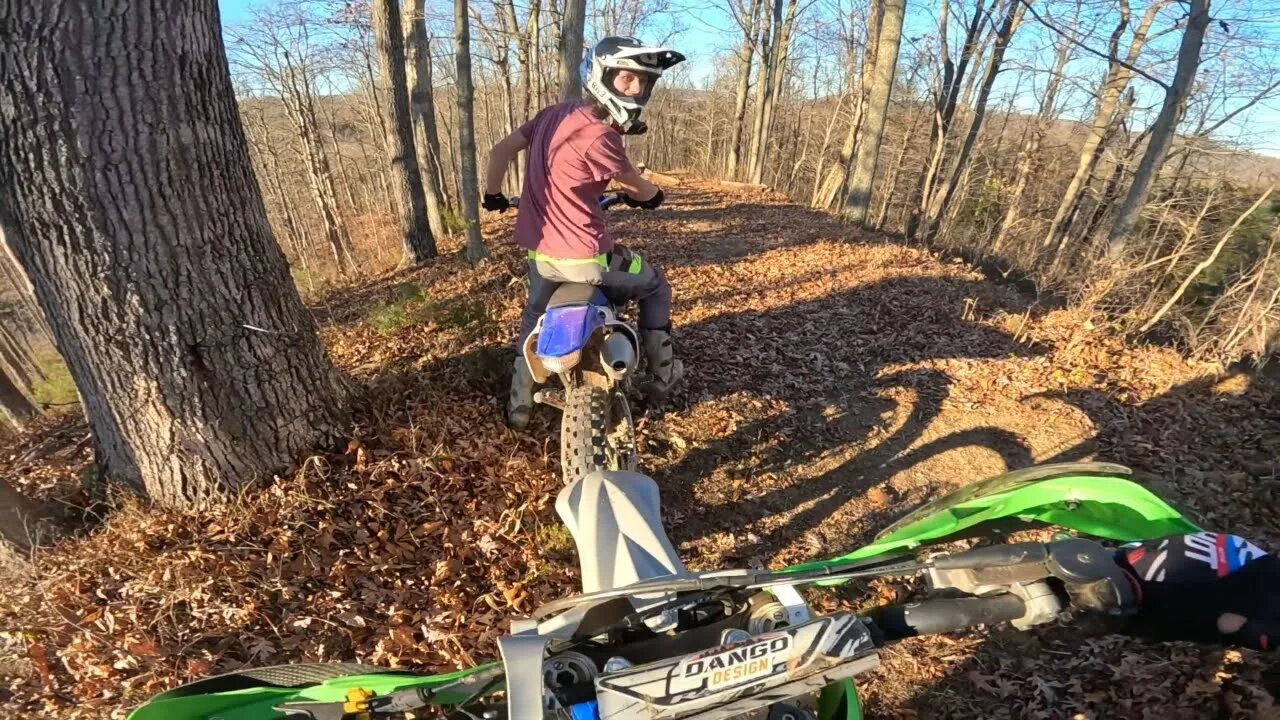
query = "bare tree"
xmin=402 ymin=9 xmax=451 ymax=240
xmin=1 ymin=0 xmax=352 ymax=506
xmin=1036 ymin=0 xmax=1171 ymax=255
xmin=990 ymin=32 xmax=1073 ymax=252
xmin=747 ymin=0 xmax=801 ymax=185
xmin=726 ymin=0 xmax=766 ymax=179
xmin=226 ymin=4 xmax=358 ymax=274
xmin=456 ymin=0 xmax=491 ymax=262
xmin=372 ymin=0 xmax=438 ymax=265
xmin=844 ymin=0 xmax=905 ymax=224
xmin=1106 ymin=0 xmax=1212 ymax=258
xmin=920 ymin=0 xmax=1027 ymax=239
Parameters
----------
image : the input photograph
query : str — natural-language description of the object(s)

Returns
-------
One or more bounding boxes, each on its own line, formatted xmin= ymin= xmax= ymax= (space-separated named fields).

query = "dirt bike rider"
xmin=483 ymin=37 xmax=685 ymax=430
xmin=1111 ymin=531 xmax=1279 ymax=651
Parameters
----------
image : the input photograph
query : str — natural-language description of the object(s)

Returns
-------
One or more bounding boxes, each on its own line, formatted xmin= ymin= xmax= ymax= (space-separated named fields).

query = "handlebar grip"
xmin=930 ymin=542 xmax=1048 ymax=570
xmin=873 ymin=594 xmax=1027 ymax=642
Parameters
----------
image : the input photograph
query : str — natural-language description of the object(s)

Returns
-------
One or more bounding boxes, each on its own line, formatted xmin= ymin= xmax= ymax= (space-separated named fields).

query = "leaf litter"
xmin=1 ymin=181 xmax=1277 ymax=718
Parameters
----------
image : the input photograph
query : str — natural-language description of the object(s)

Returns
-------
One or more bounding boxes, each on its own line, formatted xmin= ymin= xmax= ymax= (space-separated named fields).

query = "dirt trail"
xmin=604 ymin=181 xmax=1280 ymax=717
xmin=3 ymin=181 xmax=1278 ymax=718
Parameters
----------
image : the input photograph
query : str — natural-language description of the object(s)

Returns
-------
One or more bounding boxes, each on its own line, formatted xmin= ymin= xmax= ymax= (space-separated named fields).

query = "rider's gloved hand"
xmin=623 ymin=188 xmax=664 ymax=210
xmin=624 ymin=120 xmax=649 ymax=136
xmin=482 ymin=193 xmax=510 ymax=212
xmin=1116 ymin=532 xmax=1280 ymax=651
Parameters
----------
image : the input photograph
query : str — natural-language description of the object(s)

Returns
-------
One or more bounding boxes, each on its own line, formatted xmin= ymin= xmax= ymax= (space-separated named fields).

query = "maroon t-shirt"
xmin=515 ymin=102 xmax=633 ymax=259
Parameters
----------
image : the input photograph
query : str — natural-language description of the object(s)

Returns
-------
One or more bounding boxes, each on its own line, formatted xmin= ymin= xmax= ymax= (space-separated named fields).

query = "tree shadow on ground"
xmin=647 ymin=270 xmax=1049 ymax=564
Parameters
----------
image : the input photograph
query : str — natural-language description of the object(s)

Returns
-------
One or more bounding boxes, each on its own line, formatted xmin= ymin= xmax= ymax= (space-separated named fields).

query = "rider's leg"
xmin=602 ymin=247 xmax=682 ymax=402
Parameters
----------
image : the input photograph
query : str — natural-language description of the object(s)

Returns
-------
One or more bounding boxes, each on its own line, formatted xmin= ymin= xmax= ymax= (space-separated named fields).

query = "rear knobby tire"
xmin=561 ymin=382 xmax=636 ymax=485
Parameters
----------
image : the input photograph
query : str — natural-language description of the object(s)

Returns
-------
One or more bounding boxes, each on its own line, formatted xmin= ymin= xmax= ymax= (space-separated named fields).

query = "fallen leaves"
xmin=0 ymin=181 xmax=1276 ymax=719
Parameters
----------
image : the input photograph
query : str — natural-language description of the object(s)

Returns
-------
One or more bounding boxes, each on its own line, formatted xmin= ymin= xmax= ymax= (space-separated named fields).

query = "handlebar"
xmin=872 ymin=594 xmax=1028 ymax=642
xmin=505 ymin=192 xmax=626 ymax=211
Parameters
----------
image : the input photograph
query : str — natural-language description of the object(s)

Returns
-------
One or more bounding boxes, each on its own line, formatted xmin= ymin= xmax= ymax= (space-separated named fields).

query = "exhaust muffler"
xmin=600 ymin=330 xmax=638 ymax=379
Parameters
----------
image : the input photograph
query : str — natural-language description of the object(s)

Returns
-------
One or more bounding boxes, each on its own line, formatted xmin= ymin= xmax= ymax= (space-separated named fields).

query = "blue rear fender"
xmin=536 ymin=304 xmax=608 ymax=359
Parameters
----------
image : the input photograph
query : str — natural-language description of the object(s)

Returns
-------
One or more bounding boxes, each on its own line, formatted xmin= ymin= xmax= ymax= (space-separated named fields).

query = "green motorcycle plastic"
xmin=127 ymin=462 xmax=1196 ymax=720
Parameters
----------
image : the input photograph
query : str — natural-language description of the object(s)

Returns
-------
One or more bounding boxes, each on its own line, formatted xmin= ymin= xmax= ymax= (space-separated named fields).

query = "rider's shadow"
xmin=647 ymin=272 xmax=1049 ymax=564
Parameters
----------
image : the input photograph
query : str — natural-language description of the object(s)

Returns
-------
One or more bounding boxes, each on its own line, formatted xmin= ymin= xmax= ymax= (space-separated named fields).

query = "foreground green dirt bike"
xmin=129 ymin=462 xmax=1198 ymax=720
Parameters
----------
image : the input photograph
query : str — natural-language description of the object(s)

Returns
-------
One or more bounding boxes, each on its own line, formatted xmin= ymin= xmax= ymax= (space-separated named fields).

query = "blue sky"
xmin=217 ymin=0 xmax=1280 ymax=156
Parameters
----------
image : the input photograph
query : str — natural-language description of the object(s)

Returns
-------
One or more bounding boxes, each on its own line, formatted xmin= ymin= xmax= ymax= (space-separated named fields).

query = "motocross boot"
xmin=640 ymin=326 xmax=684 ymax=404
xmin=507 ymin=356 xmax=535 ymax=430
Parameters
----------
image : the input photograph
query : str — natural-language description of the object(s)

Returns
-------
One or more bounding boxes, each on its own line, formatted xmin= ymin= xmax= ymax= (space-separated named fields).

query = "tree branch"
xmin=1016 ymin=0 xmax=1171 ymax=90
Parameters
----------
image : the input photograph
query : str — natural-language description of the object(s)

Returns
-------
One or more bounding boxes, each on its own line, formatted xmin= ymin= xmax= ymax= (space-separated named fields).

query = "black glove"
xmin=1116 ymin=533 xmax=1279 ymax=651
xmin=624 ymin=120 xmax=648 ymax=136
xmin=482 ymin=193 xmax=510 ymax=212
xmin=622 ymin=188 xmax=664 ymax=210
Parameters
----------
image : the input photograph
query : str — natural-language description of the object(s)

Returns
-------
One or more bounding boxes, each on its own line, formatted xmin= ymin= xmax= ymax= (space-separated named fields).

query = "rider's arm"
xmin=614 ymin=167 xmax=660 ymax=203
xmin=485 ymin=129 xmax=529 ymax=195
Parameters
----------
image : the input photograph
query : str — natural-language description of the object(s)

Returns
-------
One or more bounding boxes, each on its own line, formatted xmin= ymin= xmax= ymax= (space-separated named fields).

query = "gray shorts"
xmin=519 ymin=245 xmax=672 ymax=345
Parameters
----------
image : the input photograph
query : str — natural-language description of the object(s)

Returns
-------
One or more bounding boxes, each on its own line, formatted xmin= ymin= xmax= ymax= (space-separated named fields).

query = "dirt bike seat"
xmin=548 ymin=282 xmax=607 ymax=309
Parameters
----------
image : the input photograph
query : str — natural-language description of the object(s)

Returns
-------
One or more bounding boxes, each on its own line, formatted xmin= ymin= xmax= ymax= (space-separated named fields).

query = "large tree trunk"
xmin=372 ymin=0 xmax=437 ymax=265
xmin=1106 ymin=0 xmax=1212 ymax=258
xmin=920 ymin=0 xmax=1026 ymax=240
xmin=403 ymin=0 xmax=450 ymax=241
xmin=558 ymin=0 xmax=586 ymax=101
xmin=455 ymin=0 xmax=490 ymax=262
xmin=843 ymin=0 xmax=905 ymax=225
xmin=0 ymin=0 xmax=352 ymax=507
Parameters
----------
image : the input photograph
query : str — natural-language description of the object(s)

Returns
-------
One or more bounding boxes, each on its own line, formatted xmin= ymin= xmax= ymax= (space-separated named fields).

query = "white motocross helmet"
xmin=580 ymin=36 xmax=685 ymax=132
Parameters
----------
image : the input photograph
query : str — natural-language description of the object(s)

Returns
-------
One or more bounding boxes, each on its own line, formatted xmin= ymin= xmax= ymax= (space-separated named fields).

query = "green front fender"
xmin=788 ymin=462 xmax=1200 ymax=574
xmin=127 ymin=664 xmax=498 ymax=720
xmin=819 ymin=679 xmax=863 ymax=720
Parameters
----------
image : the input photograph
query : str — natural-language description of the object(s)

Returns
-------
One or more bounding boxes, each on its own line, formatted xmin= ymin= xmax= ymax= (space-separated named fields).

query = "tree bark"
xmin=844 ymin=0 xmax=905 ymax=225
xmin=0 ymin=364 xmax=37 ymax=429
xmin=403 ymin=0 xmax=450 ymax=241
xmin=528 ymin=0 xmax=544 ymax=113
xmin=0 ymin=476 xmax=54 ymax=552
xmin=1106 ymin=0 xmax=1212 ymax=259
xmin=558 ymin=0 xmax=586 ymax=101
xmin=745 ymin=2 xmax=774 ymax=184
xmin=455 ymin=0 xmax=491 ymax=262
xmin=372 ymin=0 xmax=437 ymax=265
xmin=0 ymin=0 xmax=352 ymax=507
